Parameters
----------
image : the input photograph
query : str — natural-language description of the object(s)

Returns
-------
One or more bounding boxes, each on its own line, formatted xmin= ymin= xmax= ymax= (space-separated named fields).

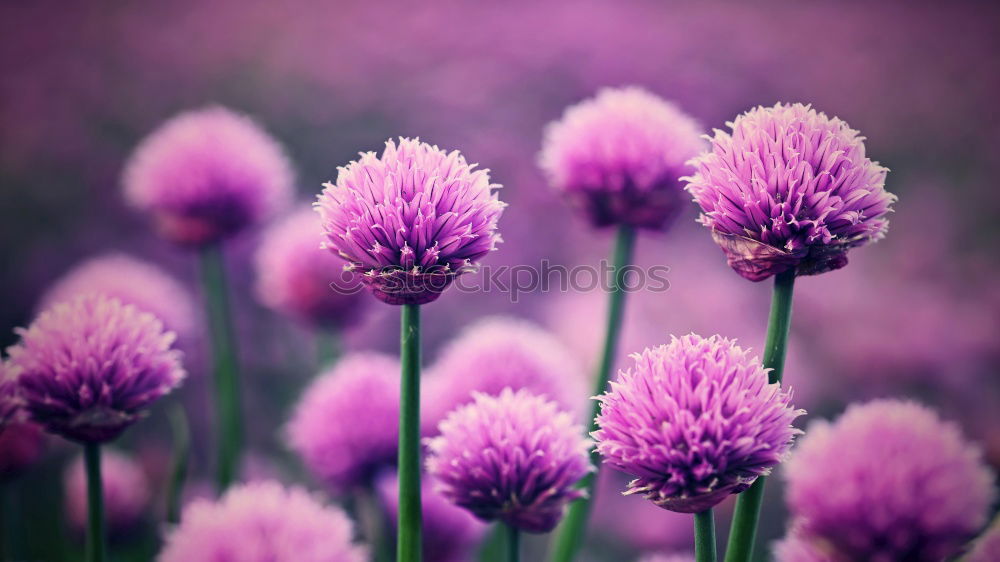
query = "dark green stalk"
xmin=198 ymin=244 xmax=243 ymax=491
xmin=397 ymin=303 xmax=422 ymax=562
xmin=84 ymin=442 xmax=106 ymax=562
xmin=695 ymin=509 xmax=717 ymax=562
xmin=506 ymin=524 xmax=520 ymax=562
xmin=724 ymin=269 xmax=795 ymax=562
xmin=549 ymin=225 xmax=636 ymax=562
xmin=166 ymin=405 xmax=190 ymax=524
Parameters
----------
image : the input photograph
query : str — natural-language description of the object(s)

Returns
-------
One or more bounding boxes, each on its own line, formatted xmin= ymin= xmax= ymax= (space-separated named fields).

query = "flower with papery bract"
xmin=315 ymin=137 xmax=505 ymax=305
xmin=286 ymin=352 xmax=399 ymax=493
xmin=376 ymin=471 xmax=487 ymax=562
xmin=39 ymin=253 xmax=197 ymax=340
xmin=6 ymin=294 xmax=186 ymax=443
xmin=425 ymin=388 xmax=592 ymax=533
xmin=158 ymin=480 xmax=367 ymax=562
xmin=124 ymin=106 xmax=293 ymax=246
xmin=65 ymin=448 xmax=150 ymax=534
xmin=783 ymin=399 xmax=995 ymax=562
xmin=423 ymin=316 xmax=586 ymax=432
xmin=540 ymin=86 xmax=704 ymax=230
xmin=255 ymin=206 xmax=368 ymax=329
xmin=593 ymin=334 xmax=803 ymax=513
xmin=685 ymin=103 xmax=895 ymax=281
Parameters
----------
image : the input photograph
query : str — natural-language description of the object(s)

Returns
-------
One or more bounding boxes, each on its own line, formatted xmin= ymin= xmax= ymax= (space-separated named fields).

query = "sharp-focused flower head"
xmin=159 ymin=480 xmax=367 ymax=562
xmin=0 ymin=422 xmax=46 ymax=479
xmin=424 ymin=316 xmax=586 ymax=431
xmin=425 ymin=388 xmax=592 ymax=533
xmin=376 ymin=471 xmax=487 ymax=562
xmin=539 ymin=86 xmax=704 ymax=230
xmin=287 ymin=352 xmax=399 ymax=493
xmin=65 ymin=448 xmax=150 ymax=534
xmin=39 ymin=253 xmax=197 ymax=340
xmin=255 ymin=206 xmax=368 ymax=329
xmin=685 ymin=103 xmax=895 ymax=281
xmin=124 ymin=106 xmax=294 ymax=246
xmin=594 ymin=334 xmax=803 ymax=513
xmin=783 ymin=399 xmax=996 ymax=562
xmin=315 ymin=137 xmax=505 ymax=305
xmin=6 ymin=294 xmax=186 ymax=443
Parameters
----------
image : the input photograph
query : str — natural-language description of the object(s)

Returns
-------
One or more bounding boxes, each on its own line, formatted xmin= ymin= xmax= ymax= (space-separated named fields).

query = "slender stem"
xmin=398 ymin=303 xmax=422 ymax=562
xmin=166 ymin=405 xmax=191 ymax=524
xmin=316 ymin=330 xmax=340 ymax=368
xmin=84 ymin=442 xmax=106 ymax=562
xmin=549 ymin=225 xmax=636 ymax=562
xmin=506 ymin=524 xmax=520 ymax=562
xmin=695 ymin=509 xmax=717 ymax=562
xmin=724 ymin=269 xmax=795 ymax=562
xmin=198 ymin=244 xmax=243 ymax=491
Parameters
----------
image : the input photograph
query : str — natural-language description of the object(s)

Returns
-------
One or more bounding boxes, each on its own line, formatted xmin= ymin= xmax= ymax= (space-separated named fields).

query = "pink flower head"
xmin=124 ymin=106 xmax=294 ymax=246
xmin=7 ymin=294 xmax=186 ymax=443
xmin=255 ymin=206 xmax=368 ymax=329
xmin=685 ymin=103 xmax=895 ymax=281
xmin=425 ymin=388 xmax=592 ymax=533
xmin=593 ymin=334 xmax=803 ymax=513
xmin=286 ymin=352 xmax=399 ymax=493
xmin=315 ymin=137 xmax=505 ymax=305
xmin=159 ymin=480 xmax=367 ymax=562
xmin=539 ymin=86 xmax=704 ymax=230
xmin=65 ymin=448 xmax=150 ymax=534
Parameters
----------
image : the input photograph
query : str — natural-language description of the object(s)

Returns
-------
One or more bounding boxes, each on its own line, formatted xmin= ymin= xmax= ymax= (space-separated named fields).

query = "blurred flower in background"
xmin=64 ymin=448 xmax=150 ymax=537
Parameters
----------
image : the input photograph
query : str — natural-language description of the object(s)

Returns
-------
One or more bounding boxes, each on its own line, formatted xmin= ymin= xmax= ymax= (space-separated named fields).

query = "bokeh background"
xmin=1 ymin=1 xmax=999 ymax=561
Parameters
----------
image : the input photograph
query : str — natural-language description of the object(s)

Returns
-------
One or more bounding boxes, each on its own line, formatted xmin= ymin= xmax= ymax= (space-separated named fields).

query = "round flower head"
xmin=65 ymin=448 xmax=150 ymax=535
xmin=376 ymin=471 xmax=487 ymax=562
xmin=425 ymin=387 xmax=592 ymax=533
xmin=6 ymin=294 xmax=187 ymax=443
xmin=783 ymin=399 xmax=996 ymax=562
xmin=39 ymin=253 xmax=197 ymax=340
xmin=539 ymin=86 xmax=704 ymax=230
xmin=316 ymin=137 xmax=505 ymax=305
xmin=255 ymin=206 xmax=368 ymax=329
xmin=159 ymin=480 xmax=367 ymax=562
xmin=593 ymin=334 xmax=803 ymax=513
xmin=424 ymin=317 xmax=586 ymax=431
xmin=124 ymin=106 xmax=294 ymax=246
xmin=685 ymin=103 xmax=895 ymax=281
xmin=287 ymin=352 xmax=399 ymax=493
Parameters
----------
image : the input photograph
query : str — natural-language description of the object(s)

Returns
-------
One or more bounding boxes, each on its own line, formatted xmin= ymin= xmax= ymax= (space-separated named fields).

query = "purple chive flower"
xmin=539 ymin=86 xmax=704 ymax=230
xmin=425 ymin=388 xmax=592 ymax=533
xmin=65 ymin=448 xmax=150 ymax=535
xmin=255 ymin=206 xmax=368 ymax=329
xmin=424 ymin=317 xmax=587 ymax=432
xmin=287 ymin=352 xmax=399 ymax=493
xmin=376 ymin=471 xmax=488 ymax=562
xmin=6 ymin=294 xmax=186 ymax=443
xmin=0 ymin=422 xmax=46 ymax=479
xmin=123 ymin=106 xmax=294 ymax=246
xmin=782 ymin=399 xmax=996 ymax=562
xmin=315 ymin=137 xmax=505 ymax=305
xmin=159 ymin=480 xmax=367 ymax=562
xmin=593 ymin=334 xmax=803 ymax=513
xmin=39 ymin=253 xmax=197 ymax=340
xmin=966 ymin=523 xmax=1000 ymax=562
xmin=685 ymin=103 xmax=896 ymax=281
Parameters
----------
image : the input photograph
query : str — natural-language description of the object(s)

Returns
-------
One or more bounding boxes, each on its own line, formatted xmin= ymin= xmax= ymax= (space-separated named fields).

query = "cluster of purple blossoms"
xmin=780 ymin=399 xmax=996 ymax=562
xmin=539 ymin=86 xmax=705 ymax=230
xmin=159 ymin=480 xmax=367 ymax=562
xmin=64 ymin=448 xmax=150 ymax=535
xmin=6 ymin=294 xmax=186 ymax=443
xmin=425 ymin=388 xmax=592 ymax=533
xmin=255 ymin=206 xmax=368 ymax=329
xmin=123 ymin=106 xmax=294 ymax=246
xmin=685 ymin=102 xmax=896 ymax=281
xmin=286 ymin=352 xmax=400 ymax=493
xmin=593 ymin=334 xmax=803 ymax=513
xmin=315 ymin=137 xmax=505 ymax=305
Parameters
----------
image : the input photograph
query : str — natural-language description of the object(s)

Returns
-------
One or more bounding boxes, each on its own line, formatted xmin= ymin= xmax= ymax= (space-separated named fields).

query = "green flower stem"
xmin=695 ymin=509 xmax=717 ymax=562
xmin=506 ymin=524 xmax=520 ymax=562
xmin=398 ymin=303 xmax=422 ymax=562
xmin=166 ymin=405 xmax=191 ymax=524
xmin=549 ymin=225 xmax=636 ymax=562
xmin=198 ymin=244 xmax=243 ymax=491
xmin=84 ymin=442 xmax=106 ymax=562
xmin=724 ymin=269 xmax=796 ymax=562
